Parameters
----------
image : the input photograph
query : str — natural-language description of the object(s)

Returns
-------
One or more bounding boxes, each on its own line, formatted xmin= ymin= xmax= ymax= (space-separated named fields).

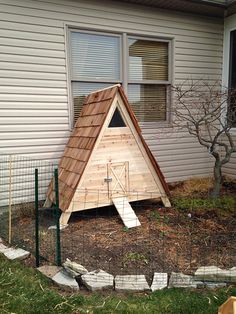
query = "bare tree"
xmin=173 ymin=80 xmax=236 ymax=197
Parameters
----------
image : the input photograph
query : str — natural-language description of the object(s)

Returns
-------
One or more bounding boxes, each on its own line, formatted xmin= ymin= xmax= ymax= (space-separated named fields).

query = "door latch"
xmin=104 ymin=177 xmax=112 ymax=183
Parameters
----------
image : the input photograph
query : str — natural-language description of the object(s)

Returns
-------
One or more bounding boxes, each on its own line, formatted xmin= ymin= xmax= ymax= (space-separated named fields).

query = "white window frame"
xmin=222 ymin=14 xmax=236 ymax=133
xmin=127 ymin=35 xmax=172 ymax=125
xmin=67 ymin=27 xmax=173 ymax=128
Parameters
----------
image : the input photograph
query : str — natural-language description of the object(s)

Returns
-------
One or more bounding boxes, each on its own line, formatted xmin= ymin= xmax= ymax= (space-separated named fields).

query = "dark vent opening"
xmin=109 ymin=108 xmax=126 ymax=127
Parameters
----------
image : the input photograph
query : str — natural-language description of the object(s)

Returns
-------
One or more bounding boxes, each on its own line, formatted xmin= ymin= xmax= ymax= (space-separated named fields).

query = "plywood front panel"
xmin=71 ymin=126 xmax=161 ymax=211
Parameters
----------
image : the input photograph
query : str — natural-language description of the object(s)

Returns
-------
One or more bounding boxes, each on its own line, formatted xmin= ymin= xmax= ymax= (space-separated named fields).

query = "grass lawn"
xmin=0 ymin=255 xmax=236 ymax=314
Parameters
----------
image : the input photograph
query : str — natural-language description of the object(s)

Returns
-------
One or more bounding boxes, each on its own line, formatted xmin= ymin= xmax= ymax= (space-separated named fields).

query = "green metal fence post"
xmin=35 ymin=168 xmax=40 ymax=268
xmin=55 ymin=168 xmax=61 ymax=266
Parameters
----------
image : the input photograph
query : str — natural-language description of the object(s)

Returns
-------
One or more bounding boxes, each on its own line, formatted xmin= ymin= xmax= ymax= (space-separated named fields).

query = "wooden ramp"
xmin=112 ymin=197 xmax=141 ymax=228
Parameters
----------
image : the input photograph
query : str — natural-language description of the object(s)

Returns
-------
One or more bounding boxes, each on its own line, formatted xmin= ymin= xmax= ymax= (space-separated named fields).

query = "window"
xmin=108 ymin=108 xmax=126 ymax=128
xmin=71 ymin=31 xmax=121 ymax=124
xmin=70 ymin=30 xmax=171 ymax=124
xmin=229 ymin=30 xmax=236 ymax=127
xmin=128 ymin=39 xmax=169 ymax=122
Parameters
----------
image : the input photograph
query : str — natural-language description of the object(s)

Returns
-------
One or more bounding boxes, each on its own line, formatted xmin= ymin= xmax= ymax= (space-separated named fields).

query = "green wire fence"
xmin=0 ymin=154 xmax=236 ymax=284
xmin=0 ymin=155 xmax=60 ymax=266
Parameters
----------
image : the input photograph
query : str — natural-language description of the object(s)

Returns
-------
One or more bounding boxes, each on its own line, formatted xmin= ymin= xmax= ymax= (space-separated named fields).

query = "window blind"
xmin=129 ymin=39 xmax=168 ymax=81
xmin=128 ymin=84 xmax=166 ymax=122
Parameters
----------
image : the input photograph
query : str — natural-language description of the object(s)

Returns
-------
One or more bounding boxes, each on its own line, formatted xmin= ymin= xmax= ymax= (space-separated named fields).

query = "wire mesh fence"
xmin=0 ymin=156 xmax=235 ymax=287
xmin=57 ymin=195 xmax=236 ymax=284
xmin=0 ymin=155 xmax=59 ymax=265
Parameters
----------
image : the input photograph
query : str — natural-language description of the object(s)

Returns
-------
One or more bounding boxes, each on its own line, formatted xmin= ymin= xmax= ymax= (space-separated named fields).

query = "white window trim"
xmin=222 ymin=14 xmax=236 ymax=133
xmin=65 ymin=24 xmax=174 ymax=130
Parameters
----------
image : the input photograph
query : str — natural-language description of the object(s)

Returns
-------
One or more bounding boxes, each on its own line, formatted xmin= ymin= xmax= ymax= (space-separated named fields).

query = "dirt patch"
xmin=63 ymin=204 xmax=236 ymax=282
xmin=1 ymin=178 xmax=235 ymax=285
xmin=4 ymin=199 xmax=235 ymax=285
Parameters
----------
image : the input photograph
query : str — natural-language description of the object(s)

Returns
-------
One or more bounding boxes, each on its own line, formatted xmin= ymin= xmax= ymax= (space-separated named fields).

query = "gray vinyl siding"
xmin=0 ymin=0 xmax=224 ymax=187
xmin=222 ymin=14 xmax=236 ymax=181
xmin=222 ymin=134 xmax=236 ymax=180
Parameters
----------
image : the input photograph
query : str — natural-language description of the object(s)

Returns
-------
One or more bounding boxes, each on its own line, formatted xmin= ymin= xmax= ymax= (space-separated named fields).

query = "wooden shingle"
xmin=47 ymin=85 xmax=118 ymax=211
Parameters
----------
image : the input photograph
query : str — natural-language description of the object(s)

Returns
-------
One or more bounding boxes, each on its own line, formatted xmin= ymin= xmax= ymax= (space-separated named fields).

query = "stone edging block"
xmin=115 ymin=274 xmax=150 ymax=292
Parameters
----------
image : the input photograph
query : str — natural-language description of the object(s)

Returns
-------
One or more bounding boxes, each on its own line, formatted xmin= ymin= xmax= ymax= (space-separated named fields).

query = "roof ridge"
xmin=88 ymin=84 xmax=121 ymax=95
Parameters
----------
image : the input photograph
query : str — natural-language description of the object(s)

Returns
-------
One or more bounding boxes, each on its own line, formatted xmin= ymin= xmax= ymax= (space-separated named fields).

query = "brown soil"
xmin=1 ymin=179 xmax=235 ymax=285
xmin=7 ymin=198 xmax=236 ymax=285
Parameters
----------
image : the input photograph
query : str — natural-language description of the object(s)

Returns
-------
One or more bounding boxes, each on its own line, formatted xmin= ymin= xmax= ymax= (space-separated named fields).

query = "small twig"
xmin=96 ymin=301 xmax=106 ymax=308
xmin=92 ymin=296 xmax=110 ymax=309
xmin=54 ymin=300 xmax=74 ymax=309
xmin=106 ymin=231 xmax=117 ymax=237
xmin=115 ymin=300 xmax=121 ymax=310
xmin=39 ymin=282 xmax=44 ymax=291
xmin=207 ymin=297 xmax=211 ymax=304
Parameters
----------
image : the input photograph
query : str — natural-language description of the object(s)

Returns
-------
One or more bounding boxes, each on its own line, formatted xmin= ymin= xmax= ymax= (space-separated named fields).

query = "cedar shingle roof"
xmin=47 ymin=85 xmax=169 ymax=211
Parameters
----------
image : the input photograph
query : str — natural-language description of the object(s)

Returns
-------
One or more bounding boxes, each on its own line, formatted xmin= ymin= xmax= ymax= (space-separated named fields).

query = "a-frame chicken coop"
xmin=46 ymin=85 xmax=170 ymax=228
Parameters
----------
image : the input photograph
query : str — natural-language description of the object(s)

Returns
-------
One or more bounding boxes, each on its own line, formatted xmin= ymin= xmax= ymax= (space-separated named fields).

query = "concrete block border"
xmin=0 ymin=238 xmax=30 ymax=260
xmin=1 ymin=239 xmax=235 ymax=293
xmin=37 ymin=260 xmax=236 ymax=292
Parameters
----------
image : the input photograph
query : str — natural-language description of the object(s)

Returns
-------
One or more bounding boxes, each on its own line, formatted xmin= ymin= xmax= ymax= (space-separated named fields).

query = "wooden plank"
xmin=218 ymin=296 xmax=236 ymax=314
xmin=116 ymin=93 xmax=170 ymax=199
xmin=128 ymin=192 xmax=161 ymax=202
xmin=70 ymin=190 xmax=110 ymax=211
xmin=112 ymin=196 xmax=141 ymax=229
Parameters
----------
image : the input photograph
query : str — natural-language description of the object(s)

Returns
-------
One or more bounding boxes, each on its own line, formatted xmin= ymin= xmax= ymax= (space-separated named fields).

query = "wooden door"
xmin=107 ymin=162 xmax=129 ymax=198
